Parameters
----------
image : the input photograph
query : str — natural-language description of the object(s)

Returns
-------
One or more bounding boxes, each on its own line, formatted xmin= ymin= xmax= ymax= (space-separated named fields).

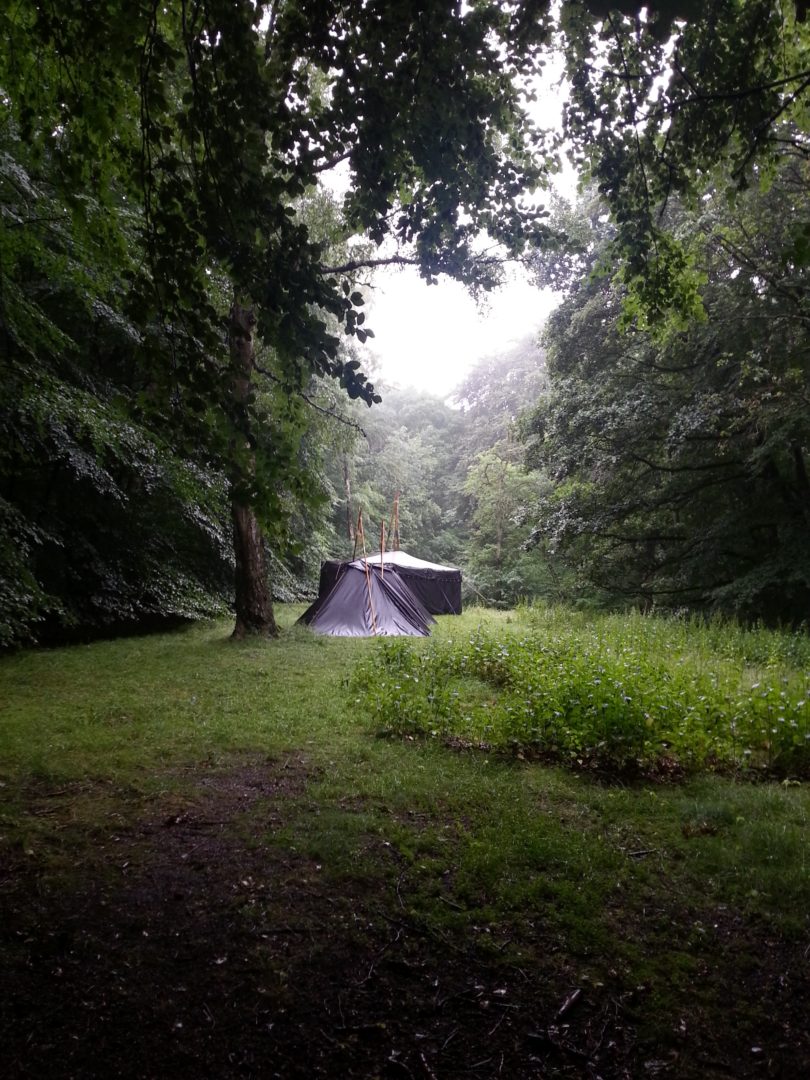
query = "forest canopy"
xmin=527 ymin=169 xmax=810 ymax=619
xmin=1 ymin=1 xmax=809 ymax=645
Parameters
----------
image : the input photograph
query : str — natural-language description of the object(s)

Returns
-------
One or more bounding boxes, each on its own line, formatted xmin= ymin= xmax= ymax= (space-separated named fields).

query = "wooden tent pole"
xmin=352 ymin=507 xmax=363 ymax=561
xmin=379 ymin=520 xmax=386 ymax=576
xmin=357 ymin=510 xmax=378 ymax=635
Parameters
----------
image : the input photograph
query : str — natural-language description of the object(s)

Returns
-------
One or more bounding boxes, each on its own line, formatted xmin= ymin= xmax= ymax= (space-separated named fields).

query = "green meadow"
xmin=2 ymin=606 xmax=808 ymax=1077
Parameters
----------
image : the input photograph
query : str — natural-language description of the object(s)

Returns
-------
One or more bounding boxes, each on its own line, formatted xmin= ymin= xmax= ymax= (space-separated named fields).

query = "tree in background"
xmin=312 ymin=336 xmax=554 ymax=604
xmin=462 ymin=447 xmax=555 ymax=604
xmin=526 ymin=165 xmax=810 ymax=621
xmin=453 ymin=336 xmax=558 ymax=603
xmin=454 ymin=336 xmax=549 ymax=454
xmin=319 ymin=384 xmax=466 ymax=566
xmin=526 ymin=2 xmax=810 ymax=618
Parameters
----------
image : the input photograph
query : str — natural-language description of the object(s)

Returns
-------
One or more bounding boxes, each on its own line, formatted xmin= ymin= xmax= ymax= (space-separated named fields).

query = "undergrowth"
xmin=351 ymin=607 xmax=810 ymax=777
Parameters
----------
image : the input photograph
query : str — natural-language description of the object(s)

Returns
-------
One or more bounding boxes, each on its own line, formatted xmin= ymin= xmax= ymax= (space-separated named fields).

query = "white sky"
xmin=365 ymin=268 xmax=561 ymax=398
xmin=358 ymin=49 xmax=577 ymax=398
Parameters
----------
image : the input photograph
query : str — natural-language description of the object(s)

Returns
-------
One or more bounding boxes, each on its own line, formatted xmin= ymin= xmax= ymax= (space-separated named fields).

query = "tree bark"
xmin=229 ymin=302 xmax=278 ymax=639
xmin=231 ymin=499 xmax=277 ymax=639
xmin=792 ymin=442 xmax=810 ymax=522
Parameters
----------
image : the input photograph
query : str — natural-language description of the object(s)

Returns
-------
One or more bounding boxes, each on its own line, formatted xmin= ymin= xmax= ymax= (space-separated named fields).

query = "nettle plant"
xmin=352 ymin=624 xmax=810 ymax=777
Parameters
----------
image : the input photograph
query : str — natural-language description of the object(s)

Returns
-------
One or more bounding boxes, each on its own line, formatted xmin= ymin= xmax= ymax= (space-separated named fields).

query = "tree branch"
xmin=313 ymin=149 xmax=352 ymax=174
xmin=252 ymin=361 xmax=367 ymax=437
xmin=319 ymin=255 xmax=423 ymax=275
xmin=628 ymin=452 xmax=744 ymax=474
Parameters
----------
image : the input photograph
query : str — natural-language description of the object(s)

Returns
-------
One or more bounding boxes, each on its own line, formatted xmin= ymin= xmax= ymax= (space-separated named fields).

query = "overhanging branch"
xmin=252 ymin=361 xmax=367 ymax=437
xmin=320 ymin=255 xmax=422 ymax=275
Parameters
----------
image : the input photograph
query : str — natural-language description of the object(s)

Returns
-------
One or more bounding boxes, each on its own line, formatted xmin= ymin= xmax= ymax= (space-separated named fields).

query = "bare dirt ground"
xmin=1 ymin=758 xmax=806 ymax=1079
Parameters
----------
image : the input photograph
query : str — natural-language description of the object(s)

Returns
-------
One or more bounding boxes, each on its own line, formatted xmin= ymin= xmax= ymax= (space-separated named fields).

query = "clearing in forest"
xmin=1 ymin=606 xmax=808 ymax=1078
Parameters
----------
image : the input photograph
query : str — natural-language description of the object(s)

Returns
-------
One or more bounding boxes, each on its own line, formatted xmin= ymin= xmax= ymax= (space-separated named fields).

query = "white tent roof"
xmin=357 ymin=550 xmax=460 ymax=573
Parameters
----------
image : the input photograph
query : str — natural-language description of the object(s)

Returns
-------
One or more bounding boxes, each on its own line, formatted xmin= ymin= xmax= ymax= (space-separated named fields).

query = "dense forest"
xmin=2 ymin=1 xmax=809 ymax=646
xmin=4 ymin=10 xmax=810 ymax=1078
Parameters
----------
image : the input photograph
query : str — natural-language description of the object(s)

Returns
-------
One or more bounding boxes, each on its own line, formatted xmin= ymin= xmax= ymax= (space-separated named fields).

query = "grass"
xmin=352 ymin=604 xmax=810 ymax=776
xmin=2 ymin=604 xmax=808 ymax=927
xmin=1 ymin=603 xmax=809 ymax=1074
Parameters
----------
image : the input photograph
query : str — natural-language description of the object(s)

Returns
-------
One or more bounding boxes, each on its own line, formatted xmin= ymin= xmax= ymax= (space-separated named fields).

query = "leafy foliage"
xmin=1 ymin=0 xmax=558 ymax=400
xmin=526 ymin=168 xmax=810 ymax=621
xmin=7 ymin=1 xmax=808 ymax=639
xmin=0 ymin=132 xmax=234 ymax=645
xmin=322 ymin=383 xmax=468 ymax=563
xmin=462 ymin=447 xmax=554 ymax=603
xmin=352 ymin=607 xmax=810 ymax=776
xmin=453 ymin=338 xmax=572 ymax=604
xmin=561 ymin=0 xmax=810 ymax=326
xmin=0 ymin=2 xmax=561 ymax=642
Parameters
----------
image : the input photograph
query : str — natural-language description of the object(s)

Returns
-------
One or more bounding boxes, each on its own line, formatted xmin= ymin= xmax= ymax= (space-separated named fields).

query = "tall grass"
xmin=352 ymin=605 xmax=810 ymax=776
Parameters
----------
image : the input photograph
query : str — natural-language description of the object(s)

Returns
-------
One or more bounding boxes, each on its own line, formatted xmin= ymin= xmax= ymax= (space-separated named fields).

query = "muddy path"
xmin=1 ymin=757 xmax=805 ymax=1079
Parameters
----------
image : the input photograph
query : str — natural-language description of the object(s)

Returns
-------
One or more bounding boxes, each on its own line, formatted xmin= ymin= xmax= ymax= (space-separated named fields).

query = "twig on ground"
xmin=441 ymin=1026 xmax=459 ymax=1050
xmin=418 ymin=1049 xmax=438 ymax=1080
xmin=356 ymin=927 xmax=403 ymax=985
xmin=488 ymin=1012 xmax=507 ymax=1037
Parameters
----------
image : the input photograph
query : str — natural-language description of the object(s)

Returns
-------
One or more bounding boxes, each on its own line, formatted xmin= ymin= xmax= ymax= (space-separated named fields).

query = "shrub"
xmin=351 ymin=615 xmax=810 ymax=777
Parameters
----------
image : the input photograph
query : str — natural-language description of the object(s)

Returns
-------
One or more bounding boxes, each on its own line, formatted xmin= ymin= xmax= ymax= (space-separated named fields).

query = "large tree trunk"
xmin=231 ymin=499 xmax=277 ymax=639
xmin=229 ymin=302 xmax=278 ymax=639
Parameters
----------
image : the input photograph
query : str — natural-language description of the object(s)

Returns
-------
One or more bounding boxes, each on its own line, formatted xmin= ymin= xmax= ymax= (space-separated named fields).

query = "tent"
xmin=299 ymin=562 xmax=435 ymax=637
xmin=318 ymin=550 xmax=462 ymax=615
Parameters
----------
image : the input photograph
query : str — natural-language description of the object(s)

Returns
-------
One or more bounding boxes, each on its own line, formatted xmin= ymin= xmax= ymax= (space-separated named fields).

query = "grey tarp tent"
xmin=299 ymin=562 xmax=435 ymax=637
xmin=318 ymin=550 xmax=462 ymax=615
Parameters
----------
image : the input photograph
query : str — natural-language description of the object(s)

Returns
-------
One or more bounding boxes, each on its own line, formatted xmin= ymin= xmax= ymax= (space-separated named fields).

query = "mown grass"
xmin=1 ymin=604 xmax=809 ymax=1069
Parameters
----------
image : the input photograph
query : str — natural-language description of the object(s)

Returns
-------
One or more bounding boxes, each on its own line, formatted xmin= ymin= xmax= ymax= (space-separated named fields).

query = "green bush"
xmin=351 ymin=614 xmax=810 ymax=777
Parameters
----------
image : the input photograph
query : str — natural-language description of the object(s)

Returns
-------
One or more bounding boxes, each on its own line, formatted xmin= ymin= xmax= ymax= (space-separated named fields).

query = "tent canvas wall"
xmin=318 ymin=550 xmax=462 ymax=615
xmin=299 ymin=563 xmax=435 ymax=637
